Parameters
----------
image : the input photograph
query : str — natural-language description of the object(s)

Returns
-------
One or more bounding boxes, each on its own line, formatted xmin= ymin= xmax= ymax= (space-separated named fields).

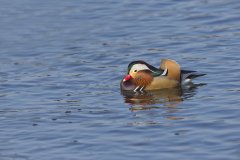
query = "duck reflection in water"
xmin=121 ymin=84 xmax=205 ymax=124
xmin=121 ymin=84 xmax=204 ymax=107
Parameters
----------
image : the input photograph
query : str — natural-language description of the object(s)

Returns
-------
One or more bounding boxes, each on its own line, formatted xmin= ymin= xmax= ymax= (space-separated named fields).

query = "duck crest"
xmin=128 ymin=61 xmax=161 ymax=75
xmin=160 ymin=59 xmax=180 ymax=81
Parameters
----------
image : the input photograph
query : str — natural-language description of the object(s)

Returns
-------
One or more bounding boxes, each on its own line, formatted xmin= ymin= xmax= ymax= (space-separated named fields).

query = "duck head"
xmin=121 ymin=61 xmax=167 ymax=91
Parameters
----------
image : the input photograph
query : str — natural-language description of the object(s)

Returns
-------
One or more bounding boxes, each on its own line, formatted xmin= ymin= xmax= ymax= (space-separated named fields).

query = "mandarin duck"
xmin=120 ymin=59 xmax=205 ymax=91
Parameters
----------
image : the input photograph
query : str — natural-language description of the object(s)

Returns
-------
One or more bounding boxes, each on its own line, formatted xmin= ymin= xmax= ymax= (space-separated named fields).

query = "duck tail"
xmin=181 ymin=70 xmax=206 ymax=84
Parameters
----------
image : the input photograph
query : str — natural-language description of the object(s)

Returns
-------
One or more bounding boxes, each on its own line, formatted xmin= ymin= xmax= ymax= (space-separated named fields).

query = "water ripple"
xmin=0 ymin=0 xmax=239 ymax=160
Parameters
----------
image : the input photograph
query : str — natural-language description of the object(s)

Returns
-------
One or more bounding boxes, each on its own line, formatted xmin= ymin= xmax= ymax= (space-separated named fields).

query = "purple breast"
xmin=120 ymin=79 xmax=136 ymax=91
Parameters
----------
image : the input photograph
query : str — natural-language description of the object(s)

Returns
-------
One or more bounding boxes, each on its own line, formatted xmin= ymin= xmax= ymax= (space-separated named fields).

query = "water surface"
xmin=0 ymin=0 xmax=240 ymax=160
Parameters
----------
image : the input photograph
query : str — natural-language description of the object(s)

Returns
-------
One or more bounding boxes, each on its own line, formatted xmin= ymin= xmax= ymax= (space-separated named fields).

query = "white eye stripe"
xmin=129 ymin=63 xmax=168 ymax=77
xmin=130 ymin=64 xmax=149 ymax=73
xmin=131 ymin=64 xmax=162 ymax=75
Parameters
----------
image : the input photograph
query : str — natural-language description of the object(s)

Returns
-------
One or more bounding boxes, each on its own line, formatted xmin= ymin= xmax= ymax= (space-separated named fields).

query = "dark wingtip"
xmin=181 ymin=70 xmax=206 ymax=80
xmin=190 ymin=73 xmax=206 ymax=79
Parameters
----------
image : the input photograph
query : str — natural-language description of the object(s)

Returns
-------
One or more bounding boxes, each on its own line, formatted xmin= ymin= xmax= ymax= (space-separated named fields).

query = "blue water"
xmin=0 ymin=0 xmax=240 ymax=160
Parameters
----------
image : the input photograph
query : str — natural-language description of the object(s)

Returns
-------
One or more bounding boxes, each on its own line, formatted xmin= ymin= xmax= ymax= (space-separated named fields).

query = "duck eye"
xmin=134 ymin=70 xmax=137 ymax=72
